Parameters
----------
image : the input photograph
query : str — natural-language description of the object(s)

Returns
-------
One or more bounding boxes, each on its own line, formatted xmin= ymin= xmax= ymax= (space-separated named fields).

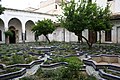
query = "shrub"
xmin=10 ymin=54 xmax=25 ymax=64
xmin=4 ymin=30 xmax=13 ymax=37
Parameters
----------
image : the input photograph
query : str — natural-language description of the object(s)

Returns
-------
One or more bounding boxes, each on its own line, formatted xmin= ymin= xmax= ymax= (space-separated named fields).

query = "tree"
xmin=31 ymin=19 xmax=55 ymax=43
xmin=59 ymin=0 xmax=87 ymax=43
xmin=4 ymin=30 xmax=13 ymax=44
xmin=59 ymin=0 xmax=112 ymax=48
xmin=0 ymin=5 xmax=5 ymax=15
xmin=87 ymin=2 xmax=112 ymax=44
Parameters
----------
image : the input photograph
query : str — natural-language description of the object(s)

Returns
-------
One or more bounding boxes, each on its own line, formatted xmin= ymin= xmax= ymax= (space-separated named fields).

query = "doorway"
xmin=88 ymin=30 xmax=97 ymax=43
xmin=9 ymin=26 xmax=16 ymax=44
xmin=105 ymin=30 xmax=111 ymax=42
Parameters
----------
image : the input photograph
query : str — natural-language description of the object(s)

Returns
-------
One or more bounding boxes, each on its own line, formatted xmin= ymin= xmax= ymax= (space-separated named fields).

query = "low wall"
xmin=41 ymin=62 xmax=68 ymax=68
xmin=0 ymin=68 xmax=26 ymax=80
xmin=6 ymin=60 xmax=44 ymax=69
xmin=83 ymin=54 xmax=120 ymax=80
xmin=91 ymin=55 xmax=120 ymax=64
xmin=99 ymin=69 xmax=120 ymax=80
xmin=0 ymin=60 xmax=44 ymax=79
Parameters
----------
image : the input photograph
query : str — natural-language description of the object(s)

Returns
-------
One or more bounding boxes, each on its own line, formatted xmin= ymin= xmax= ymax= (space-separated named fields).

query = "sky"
xmin=2 ymin=0 xmax=47 ymax=10
xmin=1 ymin=0 xmax=75 ymax=10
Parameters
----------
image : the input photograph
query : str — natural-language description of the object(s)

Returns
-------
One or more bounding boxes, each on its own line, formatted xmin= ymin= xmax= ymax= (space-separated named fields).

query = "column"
xmin=22 ymin=22 xmax=25 ymax=43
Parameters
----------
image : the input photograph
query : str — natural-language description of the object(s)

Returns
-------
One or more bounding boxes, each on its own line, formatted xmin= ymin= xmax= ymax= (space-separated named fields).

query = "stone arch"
xmin=0 ymin=19 xmax=5 ymax=42
xmin=25 ymin=20 xmax=35 ymax=42
xmin=8 ymin=18 xmax=22 ymax=43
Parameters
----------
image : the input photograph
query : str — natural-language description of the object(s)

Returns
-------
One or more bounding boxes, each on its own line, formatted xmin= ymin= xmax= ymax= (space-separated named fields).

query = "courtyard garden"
xmin=0 ymin=0 xmax=119 ymax=79
xmin=0 ymin=42 xmax=119 ymax=80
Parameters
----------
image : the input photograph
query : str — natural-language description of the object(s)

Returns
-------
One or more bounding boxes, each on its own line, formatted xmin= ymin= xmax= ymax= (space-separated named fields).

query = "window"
xmin=107 ymin=0 xmax=113 ymax=1
xmin=55 ymin=5 xmax=57 ymax=9
xmin=105 ymin=30 xmax=111 ymax=41
xmin=0 ymin=30 xmax=2 ymax=41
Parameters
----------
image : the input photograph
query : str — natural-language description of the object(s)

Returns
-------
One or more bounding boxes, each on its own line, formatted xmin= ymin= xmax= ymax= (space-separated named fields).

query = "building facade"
xmin=0 ymin=0 xmax=120 ymax=43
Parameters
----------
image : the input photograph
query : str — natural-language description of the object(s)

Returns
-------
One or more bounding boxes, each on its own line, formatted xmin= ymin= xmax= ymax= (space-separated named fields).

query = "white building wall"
xmin=94 ymin=0 xmax=107 ymax=8
xmin=101 ymin=20 xmax=120 ymax=43
xmin=52 ymin=27 xmax=64 ymax=42
xmin=38 ymin=34 xmax=46 ymax=42
xmin=34 ymin=0 xmax=62 ymax=15
xmin=36 ymin=1 xmax=55 ymax=13
xmin=82 ymin=29 xmax=88 ymax=42
xmin=114 ymin=0 xmax=120 ymax=13
xmin=0 ymin=8 xmax=57 ymax=43
xmin=0 ymin=0 xmax=120 ymax=43
xmin=64 ymin=28 xmax=70 ymax=42
xmin=94 ymin=0 xmax=120 ymax=13
xmin=69 ymin=32 xmax=78 ymax=42
xmin=112 ymin=25 xmax=117 ymax=43
xmin=113 ymin=20 xmax=120 ymax=43
xmin=108 ymin=0 xmax=115 ymax=13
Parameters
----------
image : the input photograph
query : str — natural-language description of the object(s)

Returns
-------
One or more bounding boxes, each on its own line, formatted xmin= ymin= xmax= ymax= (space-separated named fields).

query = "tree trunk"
xmin=35 ymin=35 xmax=38 ymax=42
xmin=78 ymin=36 xmax=80 ymax=43
xmin=81 ymin=35 xmax=93 ymax=49
xmin=5 ymin=35 xmax=9 ymax=45
xmin=44 ymin=35 xmax=50 ymax=43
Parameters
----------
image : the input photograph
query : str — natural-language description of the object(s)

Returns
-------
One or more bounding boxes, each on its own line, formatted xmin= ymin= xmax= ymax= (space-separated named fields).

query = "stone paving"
xmin=86 ymin=65 xmax=104 ymax=80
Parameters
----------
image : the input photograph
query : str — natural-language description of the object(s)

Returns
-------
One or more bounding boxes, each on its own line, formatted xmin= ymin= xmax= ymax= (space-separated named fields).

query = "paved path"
xmin=13 ymin=54 xmax=50 ymax=80
xmin=86 ymin=65 xmax=105 ymax=80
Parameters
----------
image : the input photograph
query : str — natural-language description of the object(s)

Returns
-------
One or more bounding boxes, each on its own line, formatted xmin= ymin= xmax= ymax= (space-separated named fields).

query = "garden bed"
xmin=0 ymin=42 xmax=120 ymax=80
xmin=99 ymin=69 xmax=120 ymax=80
xmin=0 ymin=67 xmax=21 ymax=75
xmin=0 ymin=68 xmax=26 ymax=80
xmin=104 ymin=69 xmax=120 ymax=77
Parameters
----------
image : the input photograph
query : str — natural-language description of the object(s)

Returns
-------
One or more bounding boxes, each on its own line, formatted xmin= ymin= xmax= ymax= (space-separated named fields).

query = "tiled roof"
xmin=111 ymin=13 xmax=120 ymax=20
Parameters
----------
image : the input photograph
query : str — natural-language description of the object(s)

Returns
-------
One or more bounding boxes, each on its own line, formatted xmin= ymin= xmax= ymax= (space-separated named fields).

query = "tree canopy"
xmin=31 ymin=19 xmax=55 ymax=43
xmin=0 ymin=5 xmax=5 ymax=15
xmin=58 ymin=0 xmax=112 ymax=48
